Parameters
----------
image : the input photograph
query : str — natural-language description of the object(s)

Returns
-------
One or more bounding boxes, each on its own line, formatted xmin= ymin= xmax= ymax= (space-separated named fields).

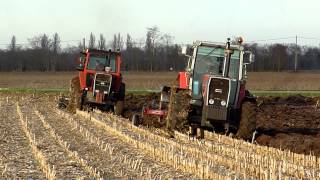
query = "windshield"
xmin=192 ymin=46 xmax=240 ymax=99
xmin=87 ymin=54 xmax=116 ymax=72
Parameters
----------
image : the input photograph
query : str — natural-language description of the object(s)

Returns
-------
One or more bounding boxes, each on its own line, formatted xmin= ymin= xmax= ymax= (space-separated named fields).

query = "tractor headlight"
xmin=208 ymin=99 xmax=214 ymax=105
xmin=221 ymin=100 xmax=226 ymax=106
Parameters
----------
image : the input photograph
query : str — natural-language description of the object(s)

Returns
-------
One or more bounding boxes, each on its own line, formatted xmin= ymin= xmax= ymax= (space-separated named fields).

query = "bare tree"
xmin=9 ymin=35 xmax=17 ymax=51
xmin=78 ymin=38 xmax=86 ymax=50
xmin=111 ymin=34 xmax=117 ymax=51
xmin=111 ymin=33 xmax=123 ymax=51
xmin=51 ymin=33 xmax=61 ymax=71
xmin=98 ymin=34 xmax=106 ymax=50
xmin=52 ymin=33 xmax=61 ymax=54
xmin=28 ymin=35 xmax=42 ymax=49
xmin=116 ymin=33 xmax=124 ymax=50
xmin=89 ymin=33 xmax=96 ymax=49
xmin=161 ymin=33 xmax=173 ymax=47
xmin=146 ymin=26 xmax=160 ymax=72
xmin=40 ymin=34 xmax=50 ymax=50
xmin=126 ymin=34 xmax=133 ymax=50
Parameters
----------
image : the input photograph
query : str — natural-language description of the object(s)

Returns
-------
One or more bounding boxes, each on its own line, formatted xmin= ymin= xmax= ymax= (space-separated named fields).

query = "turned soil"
xmin=124 ymin=93 xmax=320 ymax=156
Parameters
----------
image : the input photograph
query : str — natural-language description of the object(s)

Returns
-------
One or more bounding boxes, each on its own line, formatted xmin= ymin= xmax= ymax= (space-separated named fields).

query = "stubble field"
xmin=0 ymin=93 xmax=319 ymax=179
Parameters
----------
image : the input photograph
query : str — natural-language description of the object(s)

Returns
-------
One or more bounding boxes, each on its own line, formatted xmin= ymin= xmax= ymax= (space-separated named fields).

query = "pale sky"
xmin=1 ymin=0 xmax=320 ymax=47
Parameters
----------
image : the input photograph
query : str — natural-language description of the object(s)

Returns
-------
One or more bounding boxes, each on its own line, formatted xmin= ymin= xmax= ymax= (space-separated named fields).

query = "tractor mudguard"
xmin=177 ymin=72 xmax=189 ymax=89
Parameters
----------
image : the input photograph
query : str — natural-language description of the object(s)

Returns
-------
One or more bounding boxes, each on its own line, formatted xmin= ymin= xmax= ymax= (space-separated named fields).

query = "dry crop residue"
xmin=1 ymin=93 xmax=320 ymax=179
xmin=0 ymin=94 xmax=197 ymax=179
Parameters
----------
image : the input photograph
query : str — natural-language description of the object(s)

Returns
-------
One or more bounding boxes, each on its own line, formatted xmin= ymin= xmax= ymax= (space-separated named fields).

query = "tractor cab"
xmin=77 ymin=49 xmax=122 ymax=92
xmin=141 ymin=38 xmax=257 ymax=139
xmin=173 ymin=38 xmax=256 ymax=134
xmin=73 ymin=49 xmax=125 ymax=114
xmin=181 ymin=39 xmax=255 ymax=109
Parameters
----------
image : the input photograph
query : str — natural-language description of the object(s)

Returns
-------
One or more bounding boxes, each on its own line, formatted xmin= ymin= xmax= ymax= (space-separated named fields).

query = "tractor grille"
xmin=94 ymin=73 xmax=112 ymax=94
xmin=207 ymin=77 xmax=230 ymax=106
xmin=207 ymin=105 xmax=228 ymax=120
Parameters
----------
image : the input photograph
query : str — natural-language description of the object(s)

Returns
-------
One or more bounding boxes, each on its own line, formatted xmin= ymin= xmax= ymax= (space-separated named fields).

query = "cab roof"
xmin=193 ymin=41 xmax=244 ymax=51
xmin=82 ymin=49 xmax=121 ymax=55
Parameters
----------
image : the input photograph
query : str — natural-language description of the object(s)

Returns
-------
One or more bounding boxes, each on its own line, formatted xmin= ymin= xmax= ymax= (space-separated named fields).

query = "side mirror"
xmin=181 ymin=46 xmax=187 ymax=55
xmin=243 ymin=51 xmax=255 ymax=64
xmin=181 ymin=46 xmax=191 ymax=57
xmin=76 ymin=64 xmax=84 ymax=71
xmin=78 ymin=55 xmax=86 ymax=71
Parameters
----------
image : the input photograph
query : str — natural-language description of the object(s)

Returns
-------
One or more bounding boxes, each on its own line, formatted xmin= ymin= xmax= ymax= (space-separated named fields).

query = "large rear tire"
xmin=166 ymin=87 xmax=191 ymax=132
xmin=67 ymin=76 xmax=82 ymax=113
xmin=236 ymin=101 xmax=257 ymax=140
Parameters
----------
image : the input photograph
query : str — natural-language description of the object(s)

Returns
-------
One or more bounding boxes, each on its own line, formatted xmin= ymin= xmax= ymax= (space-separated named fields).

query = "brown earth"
xmin=123 ymin=93 xmax=320 ymax=156
xmin=255 ymin=95 xmax=320 ymax=155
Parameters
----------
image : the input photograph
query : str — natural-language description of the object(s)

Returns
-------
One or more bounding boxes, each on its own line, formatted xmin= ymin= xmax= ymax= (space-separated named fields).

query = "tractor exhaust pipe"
xmin=223 ymin=38 xmax=233 ymax=78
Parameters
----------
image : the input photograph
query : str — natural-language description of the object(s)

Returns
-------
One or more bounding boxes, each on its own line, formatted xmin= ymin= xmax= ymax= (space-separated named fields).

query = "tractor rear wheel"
xmin=67 ymin=76 xmax=82 ymax=113
xmin=166 ymin=87 xmax=191 ymax=132
xmin=236 ymin=101 xmax=257 ymax=140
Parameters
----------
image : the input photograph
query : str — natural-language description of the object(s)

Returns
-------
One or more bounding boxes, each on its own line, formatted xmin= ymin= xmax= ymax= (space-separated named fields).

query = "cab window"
xmin=87 ymin=54 xmax=116 ymax=72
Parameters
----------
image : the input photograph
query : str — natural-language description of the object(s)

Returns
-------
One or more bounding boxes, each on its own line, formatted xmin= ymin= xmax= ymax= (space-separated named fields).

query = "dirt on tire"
xmin=66 ymin=76 xmax=81 ymax=113
xmin=165 ymin=87 xmax=191 ymax=132
xmin=236 ymin=101 xmax=257 ymax=140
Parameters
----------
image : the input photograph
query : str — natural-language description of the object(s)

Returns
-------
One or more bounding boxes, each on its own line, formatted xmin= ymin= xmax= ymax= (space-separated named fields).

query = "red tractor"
xmin=68 ymin=49 xmax=125 ymax=115
xmin=142 ymin=38 xmax=257 ymax=139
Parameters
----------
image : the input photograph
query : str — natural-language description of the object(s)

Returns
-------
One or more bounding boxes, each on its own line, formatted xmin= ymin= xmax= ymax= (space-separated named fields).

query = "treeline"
xmin=0 ymin=27 xmax=185 ymax=72
xmin=0 ymin=33 xmax=78 ymax=71
xmin=245 ymin=43 xmax=320 ymax=71
xmin=0 ymin=27 xmax=320 ymax=72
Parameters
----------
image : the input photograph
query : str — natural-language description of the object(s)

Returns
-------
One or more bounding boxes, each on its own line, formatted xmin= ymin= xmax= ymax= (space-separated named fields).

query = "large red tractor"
xmin=68 ymin=49 xmax=125 ymax=115
xmin=143 ymin=38 xmax=257 ymax=139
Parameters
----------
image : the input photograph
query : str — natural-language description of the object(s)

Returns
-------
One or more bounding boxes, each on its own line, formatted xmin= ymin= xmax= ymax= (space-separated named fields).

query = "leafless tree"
xmin=161 ymin=33 xmax=173 ymax=47
xmin=111 ymin=34 xmax=117 ymax=51
xmin=50 ymin=33 xmax=61 ymax=71
xmin=116 ymin=33 xmax=124 ymax=50
xmin=89 ymin=33 xmax=96 ymax=49
xmin=52 ymin=33 xmax=61 ymax=54
xmin=40 ymin=34 xmax=50 ymax=50
xmin=98 ymin=34 xmax=106 ymax=50
xmin=28 ymin=35 xmax=42 ymax=49
xmin=126 ymin=34 xmax=133 ymax=50
xmin=146 ymin=26 xmax=160 ymax=71
xmin=111 ymin=33 xmax=123 ymax=51
xmin=9 ymin=35 xmax=16 ymax=51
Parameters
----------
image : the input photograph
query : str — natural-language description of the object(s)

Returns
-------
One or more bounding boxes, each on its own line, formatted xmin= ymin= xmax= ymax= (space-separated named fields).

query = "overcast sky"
xmin=1 ymin=0 xmax=320 ymax=47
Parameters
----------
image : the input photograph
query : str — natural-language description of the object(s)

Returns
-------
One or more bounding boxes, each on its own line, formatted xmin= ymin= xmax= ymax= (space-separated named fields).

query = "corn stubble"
xmin=0 ymin=94 xmax=319 ymax=179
